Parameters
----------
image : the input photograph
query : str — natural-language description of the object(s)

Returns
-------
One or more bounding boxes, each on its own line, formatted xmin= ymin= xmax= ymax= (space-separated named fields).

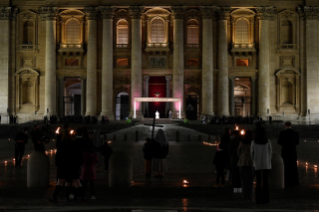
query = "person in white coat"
xmin=251 ymin=126 xmax=272 ymax=204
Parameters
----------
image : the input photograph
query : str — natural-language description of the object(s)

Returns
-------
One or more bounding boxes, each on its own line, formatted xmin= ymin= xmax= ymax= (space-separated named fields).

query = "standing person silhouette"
xmin=152 ymin=129 xmax=169 ymax=178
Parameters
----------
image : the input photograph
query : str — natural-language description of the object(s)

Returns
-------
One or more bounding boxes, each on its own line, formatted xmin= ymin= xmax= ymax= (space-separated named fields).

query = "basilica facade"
xmin=0 ymin=0 xmax=318 ymax=121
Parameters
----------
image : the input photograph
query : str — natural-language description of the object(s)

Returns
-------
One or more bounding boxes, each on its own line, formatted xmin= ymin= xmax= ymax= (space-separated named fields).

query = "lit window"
xmin=65 ymin=59 xmax=79 ymax=66
xmin=66 ymin=19 xmax=80 ymax=44
xmin=117 ymin=58 xmax=128 ymax=66
xmin=236 ymin=59 xmax=249 ymax=67
xmin=187 ymin=59 xmax=199 ymax=66
xmin=117 ymin=19 xmax=129 ymax=45
xmin=187 ymin=20 xmax=199 ymax=45
xmin=235 ymin=19 xmax=249 ymax=44
xmin=151 ymin=18 xmax=165 ymax=43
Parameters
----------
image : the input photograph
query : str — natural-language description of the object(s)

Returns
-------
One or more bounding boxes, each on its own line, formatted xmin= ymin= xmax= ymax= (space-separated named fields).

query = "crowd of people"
xmin=212 ymin=121 xmax=299 ymax=204
xmin=43 ymin=115 xmax=109 ymax=125
xmin=201 ymin=115 xmax=272 ymax=125
xmin=11 ymin=119 xmax=299 ymax=204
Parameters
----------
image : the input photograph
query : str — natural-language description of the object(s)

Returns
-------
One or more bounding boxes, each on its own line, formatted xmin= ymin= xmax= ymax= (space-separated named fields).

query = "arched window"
xmin=23 ymin=21 xmax=34 ymax=44
xmin=117 ymin=19 xmax=129 ymax=45
xmin=66 ymin=19 xmax=80 ymax=44
xmin=281 ymin=20 xmax=293 ymax=44
xmin=187 ymin=19 xmax=199 ymax=45
xmin=151 ymin=18 xmax=165 ymax=43
xmin=235 ymin=19 xmax=249 ymax=44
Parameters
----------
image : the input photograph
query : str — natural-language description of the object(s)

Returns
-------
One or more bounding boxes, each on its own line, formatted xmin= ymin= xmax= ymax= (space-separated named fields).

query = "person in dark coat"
xmin=152 ymin=129 xmax=169 ymax=177
xmin=14 ymin=127 xmax=28 ymax=167
xmin=277 ymin=121 xmax=299 ymax=187
xmin=50 ymin=129 xmax=83 ymax=202
xmin=143 ymin=138 xmax=153 ymax=177
xmin=99 ymin=140 xmax=113 ymax=172
xmin=31 ymin=124 xmax=44 ymax=152
xmin=213 ymin=128 xmax=230 ymax=187
xmin=228 ymin=130 xmax=242 ymax=193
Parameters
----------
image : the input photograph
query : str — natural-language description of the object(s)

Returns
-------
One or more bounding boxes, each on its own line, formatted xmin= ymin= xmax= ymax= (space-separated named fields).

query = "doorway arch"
xmin=115 ymin=91 xmax=129 ymax=120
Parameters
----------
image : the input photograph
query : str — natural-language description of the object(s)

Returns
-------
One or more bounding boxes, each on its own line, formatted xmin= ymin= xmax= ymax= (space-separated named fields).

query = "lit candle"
xmin=55 ymin=127 xmax=60 ymax=134
xmin=183 ymin=180 xmax=189 ymax=184
xmin=306 ymin=162 xmax=308 ymax=166
xmin=13 ymin=159 xmax=15 ymax=161
xmin=5 ymin=161 xmax=7 ymax=164
xmin=108 ymin=141 xmax=112 ymax=144
xmin=70 ymin=130 xmax=74 ymax=135
xmin=235 ymin=126 xmax=239 ymax=130
xmin=28 ymin=155 xmax=30 ymax=157
xmin=240 ymin=129 xmax=245 ymax=135
xmin=315 ymin=165 xmax=318 ymax=168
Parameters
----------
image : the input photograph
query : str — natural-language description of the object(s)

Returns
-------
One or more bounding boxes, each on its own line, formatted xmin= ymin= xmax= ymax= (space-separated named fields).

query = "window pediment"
xmin=231 ymin=8 xmax=255 ymax=17
xmin=60 ymin=9 xmax=85 ymax=17
xmin=145 ymin=7 xmax=170 ymax=17
xmin=19 ymin=10 xmax=38 ymax=20
xmin=15 ymin=68 xmax=40 ymax=77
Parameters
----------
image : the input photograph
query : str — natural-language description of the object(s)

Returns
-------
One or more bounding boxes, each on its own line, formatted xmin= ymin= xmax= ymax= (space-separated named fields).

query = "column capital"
xmin=143 ymin=76 xmax=150 ymax=81
xmin=171 ymin=6 xmax=186 ymax=19
xmin=38 ymin=7 xmax=58 ymax=21
xmin=129 ymin=6 xmax=144 ymax=19
xmin=165 ymin=76 xmax=172 ymax=81
xmin=200 ymin=6 xmax=216 ymax=19
xmin=256 ymin=7 xmax=277 ymax=21
xmin=229 ymin=76 xmax=236 ymax=81
xmin=297 ymin=6 xmax=319 ymax=20
xmin=251 ymin=76 xmax=257 ymax=81
xmin=84 ymin=7 xmax=99 ymax=20
xmin=217 ymin=7 xmax=231 ymax=21
xmin=99 ymin=6 xmax=116 ymax=19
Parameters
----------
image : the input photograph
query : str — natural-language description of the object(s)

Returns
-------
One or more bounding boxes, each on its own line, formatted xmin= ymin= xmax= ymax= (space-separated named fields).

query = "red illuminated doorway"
xmin=148 ymin=76 xmax=166 ymax=118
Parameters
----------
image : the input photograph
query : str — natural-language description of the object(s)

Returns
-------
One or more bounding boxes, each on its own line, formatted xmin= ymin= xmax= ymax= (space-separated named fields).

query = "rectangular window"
xmin=187 ymin=27 xmax=199 ymax=44
xmin=117 ymin=27 xmax=128 ymax=44
xmin=65 ymin=59 xmax=79 ymax=66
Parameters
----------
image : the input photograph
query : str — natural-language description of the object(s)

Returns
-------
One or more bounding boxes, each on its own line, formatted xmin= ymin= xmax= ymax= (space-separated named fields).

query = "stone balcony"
xmin=231 ymin=43 xmax=256 ymax=55
xmin=58 ymin=43 xmax=84 ymax=55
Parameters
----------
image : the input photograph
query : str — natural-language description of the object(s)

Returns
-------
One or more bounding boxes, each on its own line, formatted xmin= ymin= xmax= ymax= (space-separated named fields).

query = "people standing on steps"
xmin=228 ymin=130 xmax=242 ymax=193
xmin=152 ymin=129 xmax=169 ymax=178
xmin=277 ymin=121 xmax=299 ymax=187
xmin=251 ymin=126 xmax=272 ymax=204
xmin=143 ymin=138 xmax=153 ymax=177
xmin=213 ymin=128 xmax=231 ymax=187
xmin=237 ymin=130 xmax=254 ymax=200
xmin=14 ymin=127 xmax=28 ymax=167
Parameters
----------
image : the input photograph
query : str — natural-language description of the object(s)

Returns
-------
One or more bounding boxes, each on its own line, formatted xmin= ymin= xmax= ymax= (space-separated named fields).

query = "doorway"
xmin=115 ymin=92 xmax=129 ymax=120
xmin=234 ymin=77 xmax=251 ymax=117
xmin=64 ymin=78 xmax=82 ymax=116
xmin=186 ymin=92 xmax=199 ymax=120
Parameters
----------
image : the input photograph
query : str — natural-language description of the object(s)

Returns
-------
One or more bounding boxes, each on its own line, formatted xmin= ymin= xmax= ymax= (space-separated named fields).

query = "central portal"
xmin=148 ymin=76 xmax=167 ymax=118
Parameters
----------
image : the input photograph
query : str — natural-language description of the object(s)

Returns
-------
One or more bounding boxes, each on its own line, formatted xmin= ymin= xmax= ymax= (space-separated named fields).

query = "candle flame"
xmin=240 ymin=129 xmax=245 ymax=135
xmin=183 ymin=180 xmax=189 ymax=184
xmin=70 ymin=130 xmax=74 ymax=135
xmin=315 ymin=165 xmax=318 ymax=168
xmin=55 ymin=127 xmax=60 ymax=134
xmin=306 ymin=162 xmax=308 ymax=166
xmin=5 ymin=161 xmax=7 ymax=163
xmin=235 ymin=126 xmax=239 ymax=130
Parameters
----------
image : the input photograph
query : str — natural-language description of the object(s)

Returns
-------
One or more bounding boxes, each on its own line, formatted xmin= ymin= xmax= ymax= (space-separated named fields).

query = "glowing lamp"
xmin=306 ymin=162 xmax=308 ymax=166
xmin=70 ymin=130 xmax=74 ymax=135
xmin=13 ymin=159 xmax=15 ymax=161
xmin=235 ymin=126 xmax=239 ymax=131
xmin=28 ymin=155 xmax=30 ymax=157
xmin=5 ymin=161 xmax=7 ymax=163
xmin=183 ymin=180 xmax=189 ymax=184
xmin=240 ymin=130 xmax=245 ymax=135
xmin=55 ymin=127 xmax=60 ymax=134
xmin=315 ymin=165 xmax=318 ymax=168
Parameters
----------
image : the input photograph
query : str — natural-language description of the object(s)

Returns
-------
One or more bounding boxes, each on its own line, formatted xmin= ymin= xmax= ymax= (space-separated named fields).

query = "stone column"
xmin=100 ymin=6 xmax=115 ymax=120
xmin=58 ymin=76 xmax=64 ymax=116
xmin=251 ymin=76 xmax=257 ymax=116
xmin=200 ymin=6 xmax=215 ymax=116
xmin=0 ymin=7 xmax=13 ymax=114
xmin=40 ymin=7 xmax=58 ymax=115
xmin=165 ymin=76 xmax=172 ymax=116
xmin=129 ymin=6 xmax=144 ymax=119
xmin=143 ymin=76 xmax=150 ymax=117
xmin=172 ymin=6 xmax=185 ymax=118
xmin=256 ymin=7 xmax=276 ymax=117
xmin=84 ymin=7 xmax=98 ymax=116
xmin=229 ymin=76 xmax=235 ymax=116
xmin=301 ymin=6 xmax=319 ymax=117
xmin=81 ymin=77 xmax=86 ymax=116
xmin=217 ymin=7 xmax=230 ymax=116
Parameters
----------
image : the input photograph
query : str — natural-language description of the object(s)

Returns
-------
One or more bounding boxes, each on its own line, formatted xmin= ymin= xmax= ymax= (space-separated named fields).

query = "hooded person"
xmin=152 ymin=129 xmax=169 ymax=177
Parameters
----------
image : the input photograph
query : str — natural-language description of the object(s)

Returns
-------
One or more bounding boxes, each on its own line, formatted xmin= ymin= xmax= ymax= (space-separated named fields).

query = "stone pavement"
xmin=0 ymin=125 xmax=319 ymax=211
